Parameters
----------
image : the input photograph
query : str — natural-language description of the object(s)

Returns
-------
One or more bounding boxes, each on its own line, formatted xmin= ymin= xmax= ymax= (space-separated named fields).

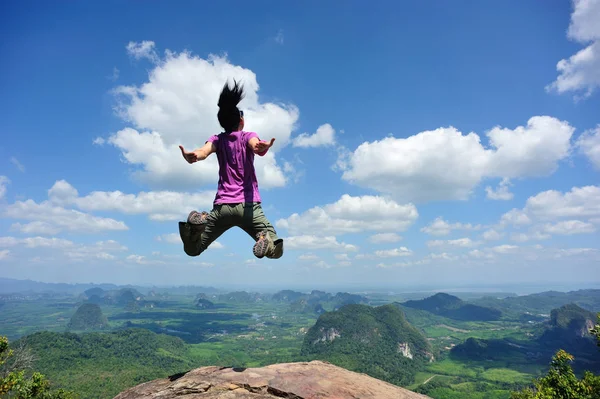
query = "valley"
xmin=1 ymin=280 xmax=598 ymax=399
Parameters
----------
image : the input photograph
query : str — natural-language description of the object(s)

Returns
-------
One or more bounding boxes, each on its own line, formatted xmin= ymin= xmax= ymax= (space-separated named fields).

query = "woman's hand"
xmin=179 ymin=145 xmax=199 ymax=164
xmin=255 ymin=138 xmax=275 ymax=154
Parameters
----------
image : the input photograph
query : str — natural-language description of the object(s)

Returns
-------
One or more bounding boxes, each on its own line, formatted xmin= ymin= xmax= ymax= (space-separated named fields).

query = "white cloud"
xmin=541 ymin=220 xmax=596 ymax=235
xmin=0 ymin=236 xmax=127 ymax=260
xmin=485 ymin=177 xmax=513 ymax=200
xmin=492 ymin=244 xmax=519 ymax=254
xmin=109 ymin=45 xmax=300 ymax=190
xmin=0 ymin=250 xmax=10 ymax=260
xmin=427 ymin=238 xmax=480 ymax=248
xmin=48 ymin=180 xmax=214 ymax=222
xmin=93 ymin=137 xmax=105 ymax=145
xmin=483 ymin=229 xmax=503 ymax=241
xmin=292 ymin=124 xmax=336 ymax=148
xmin=546 ymin=0 xmax=600 ymax=99
xmin=335 ymin=253 xmax=350 ymax=261
xmin=10 ymin=222 xmax=61 ymax=235
xmin=420 ymin=217 xmax=482 ymax=236
xmin=567 ymin=0 xmax=600 ymax=42
xmin=3 ymin=199 xmax=128 ymax=235
xmin=374 ymin=247 xmax=413 ymax=258
xmin=337 ymin=116 xmax=574 ymax=203
xmin=369 ymin=233 xmax=402 ymax=243
xmin=507 ymin=185 xmax=600 ymax=222
xmin=0 ymin=176 xmax=9 ymax=199
xmin=576 ymin=125 xmax=600 ymax=169
xmin=10 ymin=157 xmax=25 ymax=173
xmin=276 ymin=194 xmax=418 ymax=236
xmin=510 ymin=232 xmax=551 ymax=242
xmin=126 ymin=40 xmax=159 ymax=62
xmin=284 ymin=235 xmax=358 ymax=252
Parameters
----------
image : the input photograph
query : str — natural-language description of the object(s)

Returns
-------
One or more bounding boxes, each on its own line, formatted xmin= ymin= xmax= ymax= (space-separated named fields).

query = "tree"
xmin=0 ymin=335 xmax=78 ymax=399
xmin=590 ymin=313 xmax=600 ymax=348
xmin=510 ymin=350 xmax=600 ymax=398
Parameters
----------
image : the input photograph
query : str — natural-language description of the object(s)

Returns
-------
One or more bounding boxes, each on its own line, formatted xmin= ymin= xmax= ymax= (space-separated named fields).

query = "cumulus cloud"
xmin=485 ymin=178 xmax=514 ymax=200
xmin=276 ymin=194 xmax=418 ymax=236
xmin=576 ymin=125 xmax=600 ymax=169
xmin=495 ymin=185 xmax=600 ymax=242
xmin=0 ymin=250 xmax=10 ymax=260
xmin=541 ymin=219 xmax=596 ymax=235
xmin=482 ymin=229 xmax=503 ymax=241
xmin=284 ymin=235 xmax=358 ymax=252
xmin=420 ymin=217 xmax=483 ymax=236
xmin=108 ymin=43 xmax=300 ymax=190
xmin=427 ymin=238 xmax=480 ymax=249
xmin=3 ymin=200 xmax=128 ymax=235
xmin=337 ymin=116 xmax=574 ymax=203
xmin=502 ymin=185 xmax=600 ymax=222
xmin=374 ymin=247 xmax=413 ymax=258
xmin=546 ymin=0 xmax=600 ymax=99
xmin=292 ymin=124 xmax=336 ymax=148
xmin=48 ymin=180 xmax=214 ymax=222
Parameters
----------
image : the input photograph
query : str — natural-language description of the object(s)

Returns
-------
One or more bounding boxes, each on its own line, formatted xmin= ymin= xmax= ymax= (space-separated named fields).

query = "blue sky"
xmin=1 ymin=0 xmax=599 ymax=291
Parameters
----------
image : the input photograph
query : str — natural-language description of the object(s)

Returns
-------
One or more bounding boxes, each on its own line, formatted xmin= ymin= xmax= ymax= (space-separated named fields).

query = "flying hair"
xmin=217 ymin=79 xmax=245 ymax=132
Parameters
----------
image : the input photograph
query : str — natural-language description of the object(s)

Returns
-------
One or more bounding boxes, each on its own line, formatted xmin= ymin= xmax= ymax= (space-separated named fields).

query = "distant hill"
xmin=195 ymin=298 xmax=215 ymax=309
xmin=471 ymin=289 xmax=600 ymax=314
xmin=216 ymin=291 xmax=266 ymax=303
xmin=67 ymin=303 xmax=109 ymax=331
xmin=402 ymin=293 xmax=502 ymax=321
xmin=290 ymin=298 xmax=326 ymax=315
xmin=272 ymin=289 xmax=306 ymax=302
xmin=301 ymin=303 xmax=433 ymax=386
xmin=272 ymin=289 xmax=369 ymax=313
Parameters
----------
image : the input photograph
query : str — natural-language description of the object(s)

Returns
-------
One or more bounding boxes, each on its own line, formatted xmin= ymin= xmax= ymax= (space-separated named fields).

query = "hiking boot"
xmin=270 ymin=239 xmax=284 ymax=259
xmin=179 ymin=221 xmax=200 ymax=256
xmin=253 ymin=230 xmax=275 ymax=259
xmin=179 ymin=211 xmax=208 ymax=257
xmin=187 ymin=210 xmax=208 ymax=226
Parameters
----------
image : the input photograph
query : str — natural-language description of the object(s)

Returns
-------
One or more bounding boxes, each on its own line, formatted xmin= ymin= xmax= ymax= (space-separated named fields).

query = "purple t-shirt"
xmin=207 ymin=130 xmax=262 ymax=205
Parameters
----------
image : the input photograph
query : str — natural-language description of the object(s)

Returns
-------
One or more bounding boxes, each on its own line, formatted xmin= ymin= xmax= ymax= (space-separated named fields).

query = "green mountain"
xmin=301 ymin=303 xmax=433 ymax=386
xmin=537 ymin=303 xmax=598 ymax=356
xmin=402 ymin=292 xmax=502 ymax=321
xmin=15 ymin=329 xmax=194 ymax=399
xmin=450 ymin=304 xmax=600 ymax=372
xmin=67 ymin=303 xmax=109 ymax=331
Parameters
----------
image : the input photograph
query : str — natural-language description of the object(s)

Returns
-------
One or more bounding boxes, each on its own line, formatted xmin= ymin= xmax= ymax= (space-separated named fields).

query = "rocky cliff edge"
xmin=113 ymin=360 xmax=431 ymax=399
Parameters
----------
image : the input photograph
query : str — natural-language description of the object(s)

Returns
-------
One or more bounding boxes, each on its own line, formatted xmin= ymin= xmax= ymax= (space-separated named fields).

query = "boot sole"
xmin=253 ymin=236 xmax=273 ymax=259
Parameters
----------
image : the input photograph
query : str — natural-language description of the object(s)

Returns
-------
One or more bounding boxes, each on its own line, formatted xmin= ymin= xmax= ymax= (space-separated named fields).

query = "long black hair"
xmin=217 ymin=79 xmax=244 ymax=132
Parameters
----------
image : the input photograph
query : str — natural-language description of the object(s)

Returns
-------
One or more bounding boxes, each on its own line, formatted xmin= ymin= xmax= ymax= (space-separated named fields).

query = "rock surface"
xmin=113 ymin=360 xmax=431 ymax=399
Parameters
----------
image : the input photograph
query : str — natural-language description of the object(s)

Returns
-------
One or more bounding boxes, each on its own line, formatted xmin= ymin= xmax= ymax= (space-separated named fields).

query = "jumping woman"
xmin=178 ymin=80 xmax=284 ymax=260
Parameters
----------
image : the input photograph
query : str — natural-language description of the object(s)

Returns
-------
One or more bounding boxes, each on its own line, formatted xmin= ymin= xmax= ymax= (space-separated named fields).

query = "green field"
xmin=1 ymin=288 xmax=598 ymax=399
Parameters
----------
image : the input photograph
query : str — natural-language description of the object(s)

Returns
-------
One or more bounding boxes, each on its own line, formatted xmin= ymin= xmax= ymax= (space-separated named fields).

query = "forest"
xmin=1 ymin=280 xmax=599 ymax=399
